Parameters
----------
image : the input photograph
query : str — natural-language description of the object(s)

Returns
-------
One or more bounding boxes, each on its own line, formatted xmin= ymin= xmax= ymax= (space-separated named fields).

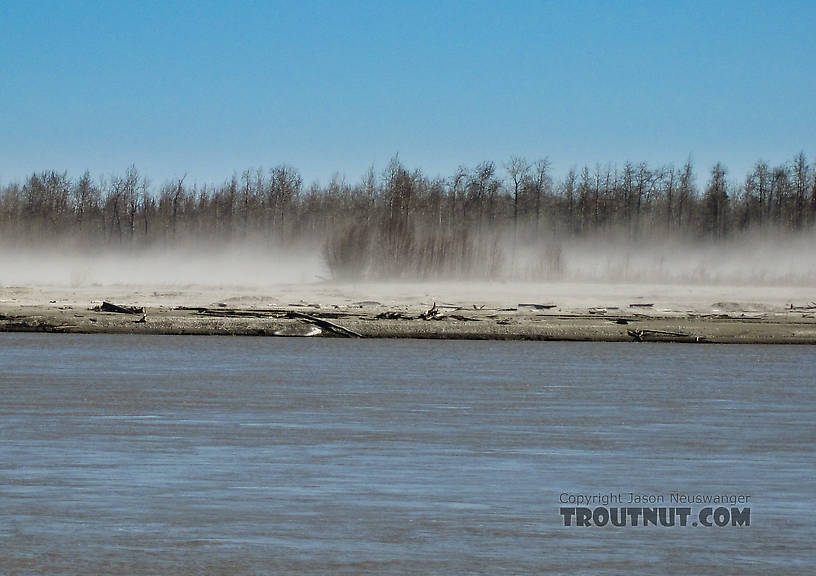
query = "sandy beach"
xmin=2 ymin=281 xmax=814 ymax=343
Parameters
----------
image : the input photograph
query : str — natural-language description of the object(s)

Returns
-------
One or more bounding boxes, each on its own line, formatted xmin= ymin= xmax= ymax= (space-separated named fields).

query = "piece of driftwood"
xmin=287 ymin=311 xmax=362 ymax=338
xmin=519 ymin=303 xmax=557 ymax=310
xmin=689 ymin=312 xmax=731 ymax=319
xmin=419 ymin=303 xmax=461 ymax=310
xmin=628 ymin=329 xmax=647 ymax=341
xmin=446 ymin=314 xmax=481 ymax=322
xmin=375 ymin=311 xmax=409 ymax=320
xmin=177 ymin=307 xmax=279 ymax=318
xmin=417 ymin=303 xmax=478 ymax=322
xmin=97 ymin=302 xmax=144 ymax=315
xmin=628 ymin=328 xmax=704 ymax=342
xmin=420 ymin=303 xmax=443 ymax=320
xmin=629 ymin=303 xmax=654 ymax=308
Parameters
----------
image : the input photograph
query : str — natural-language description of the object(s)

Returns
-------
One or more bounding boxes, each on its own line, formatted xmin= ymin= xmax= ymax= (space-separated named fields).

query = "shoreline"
xmin=2 ymin=283 xmax=815 ymax=343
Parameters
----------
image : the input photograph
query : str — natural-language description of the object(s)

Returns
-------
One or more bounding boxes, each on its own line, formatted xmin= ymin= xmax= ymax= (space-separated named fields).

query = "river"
xmin=1 ymin=334 xmax=814 ymax=574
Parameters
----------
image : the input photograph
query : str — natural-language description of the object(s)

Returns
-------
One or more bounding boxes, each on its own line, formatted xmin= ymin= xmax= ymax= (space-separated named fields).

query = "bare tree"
xmin=792 ymin=152 xmax=809 ymax=230
xmin=505 ymin=156 xmax=530 ymax=247
xmin=703 ymin=163 xmax=729 ymax=240
xmin=531 ymin=158 xmax=551 ymax=236
xmin=172 ymin=174 xmax=186 ymax=240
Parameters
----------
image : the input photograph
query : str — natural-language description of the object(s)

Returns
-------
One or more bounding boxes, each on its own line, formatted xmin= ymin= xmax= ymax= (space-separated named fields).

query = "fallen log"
xmin=788 ymin=303 xmax=816 ymax=311
xmin=287 ymin=311 xmax=362 ymax=338
xmin=177 ymin=307 xmax=277 ymax=318
xmin=375 ymin=311 xmax=409 ymax=320
xmin=174 ymin=306 xmax=288 ymax=318
xmin=97 ymin=302 xmax=144 ymax=315
xmin=419 ymin=303 xmax=443 ymax=320
xmin=627 ymin=328 xmax=704 ymax=342
xmin=421 ymin=303 xmax=461 ymax=310
xmin=446 ymin=314 xmax=481 ymax=322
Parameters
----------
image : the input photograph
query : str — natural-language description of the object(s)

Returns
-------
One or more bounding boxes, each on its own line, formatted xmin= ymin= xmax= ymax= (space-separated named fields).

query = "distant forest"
xmin=1 ymin=154 xmax=815 ymax=279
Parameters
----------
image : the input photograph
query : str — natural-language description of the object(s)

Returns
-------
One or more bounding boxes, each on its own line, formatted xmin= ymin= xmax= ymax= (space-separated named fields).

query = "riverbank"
xmin=1 ymin=282 xmax=815 ymax=343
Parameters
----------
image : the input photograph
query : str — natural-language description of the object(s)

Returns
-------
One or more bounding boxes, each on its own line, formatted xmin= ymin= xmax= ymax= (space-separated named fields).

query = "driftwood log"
xmin=98 ymin=302 xmax=145 ymax=315
xmin=628 ymin=328 xmax=704 ymax=342
xmin=419 ymin=303 xmax=442 ymax=320
xmin=286 ymin=311 xmax=362 ymax=338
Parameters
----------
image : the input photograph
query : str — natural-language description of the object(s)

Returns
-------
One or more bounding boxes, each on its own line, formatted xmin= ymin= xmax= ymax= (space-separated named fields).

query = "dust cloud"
xmin=1 ymin=231 xmax=813 ymax=290
xmin=0 ymin=244 xmax=325 ymax=288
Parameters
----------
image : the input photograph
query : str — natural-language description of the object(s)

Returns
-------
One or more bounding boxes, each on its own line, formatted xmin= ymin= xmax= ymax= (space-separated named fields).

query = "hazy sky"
xmin=1 ymin=0 xmax=814 ymax=187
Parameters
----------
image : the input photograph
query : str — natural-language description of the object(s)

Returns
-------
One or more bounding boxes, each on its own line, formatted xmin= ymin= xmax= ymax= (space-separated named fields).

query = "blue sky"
xmin=1 ymin=0 xmax=814 ymax=187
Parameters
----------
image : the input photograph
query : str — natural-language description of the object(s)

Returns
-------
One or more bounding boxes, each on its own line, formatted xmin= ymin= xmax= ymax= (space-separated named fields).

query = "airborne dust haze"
xmin=1 ymin=231 xmax=814 ymax=289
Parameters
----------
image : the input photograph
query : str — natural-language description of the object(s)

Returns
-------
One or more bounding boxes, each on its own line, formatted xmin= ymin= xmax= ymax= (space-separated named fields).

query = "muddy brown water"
xmin=1 ymin=334 xmax=814 ymax=574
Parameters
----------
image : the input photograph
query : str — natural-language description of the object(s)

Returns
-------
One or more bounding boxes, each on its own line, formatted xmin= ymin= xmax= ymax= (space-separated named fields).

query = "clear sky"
xmin=1 ymin=0 xmax=814 ymax=188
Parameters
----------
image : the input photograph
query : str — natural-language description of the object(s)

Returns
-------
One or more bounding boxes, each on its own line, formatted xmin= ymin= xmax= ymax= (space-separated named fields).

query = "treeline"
xmin=1 ymin=154 xmax=814 ymax=279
